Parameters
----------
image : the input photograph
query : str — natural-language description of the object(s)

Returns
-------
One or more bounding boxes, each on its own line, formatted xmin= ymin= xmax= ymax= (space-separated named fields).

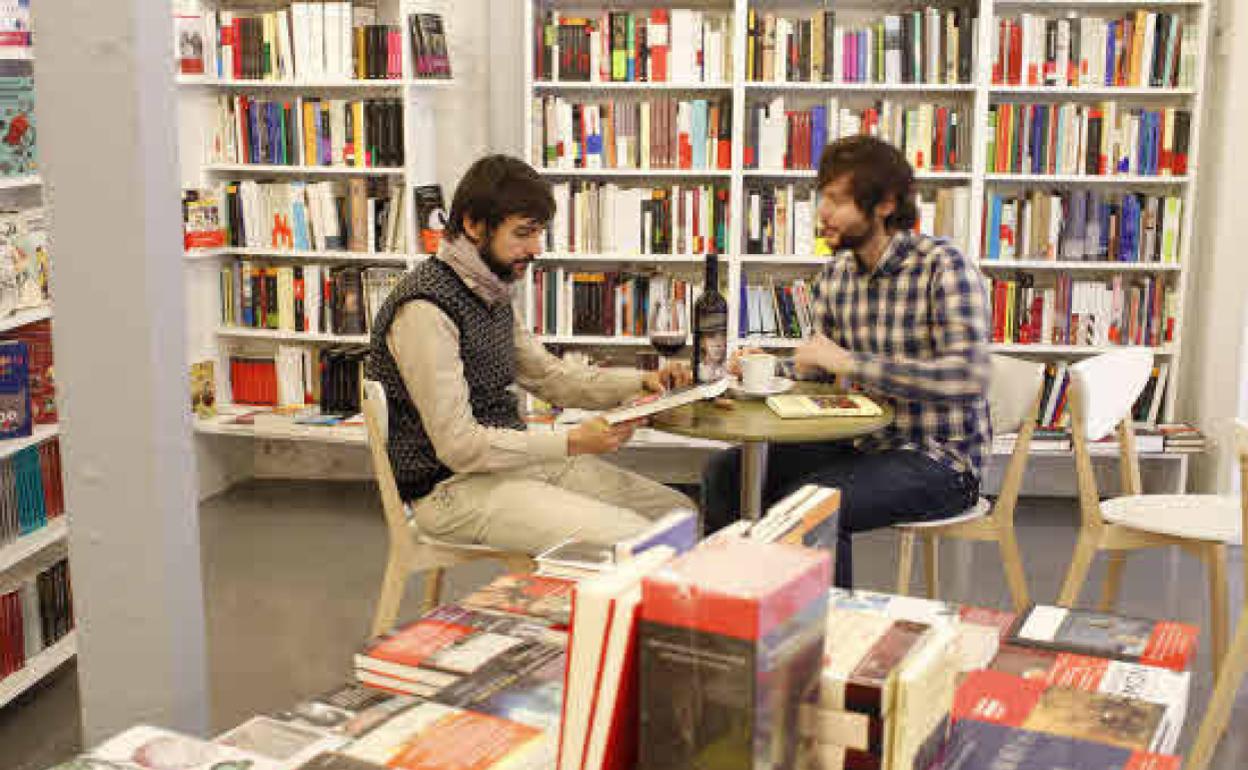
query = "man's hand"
xmin=642 ymin=361 xmax=693 ymax=393
xmin=568 ymin=417 xmax=637 ymax=455
xmin=726 ymin=347 xmax=763 ymax=378
xmin=794 ymin=333 xmax=856 ymax=377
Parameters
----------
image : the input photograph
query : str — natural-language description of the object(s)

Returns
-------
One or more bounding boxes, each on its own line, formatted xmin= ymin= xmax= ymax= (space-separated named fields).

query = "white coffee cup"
xmin=740 ymin=353 xmax=776 ymax=393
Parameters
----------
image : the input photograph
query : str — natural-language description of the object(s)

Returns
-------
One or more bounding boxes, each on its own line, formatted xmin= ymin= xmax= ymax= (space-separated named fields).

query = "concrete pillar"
xmin=33 ymin=0 xmax=209 ymax=741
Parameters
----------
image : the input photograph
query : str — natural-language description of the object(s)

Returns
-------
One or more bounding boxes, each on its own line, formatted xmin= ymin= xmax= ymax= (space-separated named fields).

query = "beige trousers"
xmin=409 ymin=456 xmax=695 ymax=554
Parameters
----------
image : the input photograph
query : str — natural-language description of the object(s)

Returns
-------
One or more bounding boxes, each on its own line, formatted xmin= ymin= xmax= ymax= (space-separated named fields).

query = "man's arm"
xmin=848 ymin=253 xmax=991 ymax=401
xmin=513 ymin=316 xmax=645 ymax=409
xmin=387 ymin=301 xmax=568 ymax=473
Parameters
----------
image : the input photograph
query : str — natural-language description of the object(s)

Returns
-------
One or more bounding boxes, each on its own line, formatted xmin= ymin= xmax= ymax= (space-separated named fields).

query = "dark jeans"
xmin=701 ymin=443 xmax=979 ymax=588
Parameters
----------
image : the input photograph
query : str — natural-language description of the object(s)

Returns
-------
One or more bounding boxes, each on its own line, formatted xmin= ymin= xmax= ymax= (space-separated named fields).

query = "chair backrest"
xmin=1067 ymin=350 xmax=1154 ymax=527
xmin=362 ymin=379 xmax=414 ymax=544
xmin=987 ymin=356 xmax=1046 ymax=524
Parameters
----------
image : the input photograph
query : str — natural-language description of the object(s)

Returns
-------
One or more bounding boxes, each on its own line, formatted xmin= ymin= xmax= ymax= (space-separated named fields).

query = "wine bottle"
xmin=692 ymin=253 xmax=728 ymax=383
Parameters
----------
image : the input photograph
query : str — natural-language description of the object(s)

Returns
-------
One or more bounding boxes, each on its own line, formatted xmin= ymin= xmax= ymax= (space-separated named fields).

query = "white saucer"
xmin=728 ymin=376 xmax=794 ymax=399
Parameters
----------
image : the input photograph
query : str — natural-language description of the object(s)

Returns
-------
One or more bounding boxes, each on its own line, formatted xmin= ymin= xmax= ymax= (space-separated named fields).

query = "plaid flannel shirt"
xmin=805 ymin=230 xmax=992 ymax=477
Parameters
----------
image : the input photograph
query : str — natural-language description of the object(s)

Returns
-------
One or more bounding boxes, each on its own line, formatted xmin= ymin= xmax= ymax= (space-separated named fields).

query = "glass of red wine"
xmin=648 ymin=296 xmax=688 ymax=358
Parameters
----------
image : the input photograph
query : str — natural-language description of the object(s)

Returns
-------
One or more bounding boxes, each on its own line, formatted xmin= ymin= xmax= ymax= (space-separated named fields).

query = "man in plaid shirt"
xmin=703 ymin=136 xmax=991 ymax=588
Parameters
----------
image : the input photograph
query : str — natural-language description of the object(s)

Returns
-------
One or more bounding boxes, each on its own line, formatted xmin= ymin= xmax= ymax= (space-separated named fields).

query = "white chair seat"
xmin=1101 ymin=495 xmax=1243 ymax=546
xmin=897 ymin=497 xmax=993 ymax=530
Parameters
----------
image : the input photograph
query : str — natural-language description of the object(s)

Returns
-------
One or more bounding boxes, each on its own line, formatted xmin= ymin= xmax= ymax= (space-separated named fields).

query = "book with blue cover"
xmin=0 ymin=339 xmax=30 ymax=439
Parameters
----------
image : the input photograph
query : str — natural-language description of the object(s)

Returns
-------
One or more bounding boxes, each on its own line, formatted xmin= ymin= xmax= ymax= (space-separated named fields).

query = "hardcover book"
xmin=941 ymin=719 xmax=1179 ymax=770
xmin=637 ymin=538 xmax=830 ymax=770
xmin=272 ymin=682 xmax=417 ymax=739
xmin=346 ymin=701 xmax=547 ymax=770
xmin=766 ymin=394 xmax=882 ymax=419
xmin=460 ymin=573 xmax=575 ymax=627
xmin=1008 ymin=605 xmax=1198 ymax=671
xmin=215 ymin=716 xmax=345 ymax=765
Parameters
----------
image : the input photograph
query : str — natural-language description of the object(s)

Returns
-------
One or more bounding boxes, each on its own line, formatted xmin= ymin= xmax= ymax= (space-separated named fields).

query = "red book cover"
xmin=231 ymin=18 xmax=243 ymax=79
xmin=1009 ymin=21 xmax=1023 ymax=85
xmin=649 ymin=10 xmax=669 ymax=81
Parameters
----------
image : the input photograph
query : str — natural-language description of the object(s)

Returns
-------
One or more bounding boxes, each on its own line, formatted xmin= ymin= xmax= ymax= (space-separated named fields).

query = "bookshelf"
xmin=0 ymin=26 xmax=76 ymax=707
xmin=522 ymin=0 xmax=1213 ymax=426
xmin=179 ymin=0 xmax=457 ymax=431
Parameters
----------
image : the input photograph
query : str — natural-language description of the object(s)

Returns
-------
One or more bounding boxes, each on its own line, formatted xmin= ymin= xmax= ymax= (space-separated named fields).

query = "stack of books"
xmin=1159 ymin=423 xmax=1206 ymax=453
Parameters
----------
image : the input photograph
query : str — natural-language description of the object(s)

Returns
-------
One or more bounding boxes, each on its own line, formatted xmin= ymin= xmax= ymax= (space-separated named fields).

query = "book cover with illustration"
xmin=435 ymin=639 xmax=565 ymax=732
xmin=460 ymin=572 xmax=574 ymax=626
xmin=215 ymin=716 xmax=345 ymax=765
xmin=766 ymin=393 xmax=882 ymax=419
xmin=272 ymin=682 xmax=418 ymax=739
xmin=942 ymin=719 xmax=1180 ymax=770
xmin=346 ymin=701 xmax=546 ymax=770
xmin=1009 ymin=605 xmax=1198 ymax=671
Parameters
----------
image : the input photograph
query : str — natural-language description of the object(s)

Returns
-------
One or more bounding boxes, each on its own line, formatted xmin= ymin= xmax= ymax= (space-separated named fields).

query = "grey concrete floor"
xmin=2 ymin=479 xmax=1246 ymax=769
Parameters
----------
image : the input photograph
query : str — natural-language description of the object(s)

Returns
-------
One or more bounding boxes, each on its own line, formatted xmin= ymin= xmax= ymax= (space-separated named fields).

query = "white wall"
xmin=1177 ymin=1 xmax=1248 ymax=493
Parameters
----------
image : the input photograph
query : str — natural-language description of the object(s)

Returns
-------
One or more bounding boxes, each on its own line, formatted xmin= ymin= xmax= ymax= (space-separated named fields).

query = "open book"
xmin=766 ymin=393 xmax=882 ymax=419
xmin=602 ymin=378 xmax=729 ymax=425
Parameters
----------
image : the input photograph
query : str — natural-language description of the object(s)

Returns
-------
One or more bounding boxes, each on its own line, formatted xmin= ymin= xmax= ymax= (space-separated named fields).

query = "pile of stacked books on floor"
xmin=46 ymin=484 xmax=1200 ymax=770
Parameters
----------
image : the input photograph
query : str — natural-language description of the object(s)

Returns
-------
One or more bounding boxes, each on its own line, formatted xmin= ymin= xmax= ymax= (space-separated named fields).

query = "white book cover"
xmin=91 ymin=725 xmax=280 ymax=770
xmin=309 ymin=0 xmax=326 ymax=80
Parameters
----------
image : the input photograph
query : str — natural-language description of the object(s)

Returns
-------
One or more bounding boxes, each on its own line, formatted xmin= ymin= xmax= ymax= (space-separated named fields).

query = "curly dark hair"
xmin=816 ymin=135 xmax=918 ymax=231
xmin=445 ymin=154 xmax=556 ymax=239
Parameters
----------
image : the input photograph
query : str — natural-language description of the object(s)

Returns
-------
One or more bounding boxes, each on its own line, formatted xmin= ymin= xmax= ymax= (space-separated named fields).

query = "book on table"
xmin=941 ymin=719 xmax=1179 ymax=770
xmin=1007 ymin=605 xmax=1198 ymax=671
xmin=766 ymin=393 xmax=882 ymax=419
xmin=271 ymin=682 xmax=419 ymax=739
xmin=461 ymin=573 xmax=576 ymax=627
xmin=345 ymin=700 xmax=550 ymax=770
xmin=215 ymin=715 xmax=346 ymax=767
xmin=600 ymin=377 xmax=729 ymax=425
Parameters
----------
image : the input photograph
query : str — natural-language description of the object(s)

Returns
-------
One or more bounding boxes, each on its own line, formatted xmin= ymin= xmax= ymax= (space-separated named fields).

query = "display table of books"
xmin=48 ymin=493 xmax=1201 ymax=770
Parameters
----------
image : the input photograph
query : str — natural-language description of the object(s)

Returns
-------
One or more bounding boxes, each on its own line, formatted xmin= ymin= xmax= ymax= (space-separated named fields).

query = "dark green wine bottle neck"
xmin=704 ymin=254 xmax=719 ymax=288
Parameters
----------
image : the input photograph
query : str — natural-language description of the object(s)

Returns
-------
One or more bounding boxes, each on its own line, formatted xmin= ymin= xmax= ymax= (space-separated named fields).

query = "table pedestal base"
xmin=740 ymin=441 xmax=768 ymax=522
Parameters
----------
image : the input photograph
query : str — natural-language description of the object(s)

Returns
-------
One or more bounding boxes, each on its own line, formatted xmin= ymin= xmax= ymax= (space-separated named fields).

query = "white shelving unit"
xmin=521 ymin=0 xmax=1213 ymax=426
xmin=181 ymin=0 xmax=455 ymax=435
xmin=0 ymin=40 xmax=76 ymax=706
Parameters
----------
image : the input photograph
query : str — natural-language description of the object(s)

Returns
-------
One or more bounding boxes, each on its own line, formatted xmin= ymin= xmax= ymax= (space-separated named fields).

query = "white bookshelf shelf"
xmin=537 ymin=167 xmax=732 ymax=179
xmin=744 ymin=81 xmax=976 ymax=93
xmin=0 ymin=306 xmax=51 ymax=334
xmin=532 ymin=80 xmax=732 ymax=91
xmin=538 ymin=252 xmax=708 ymax=263
xmin=177 ymin=76 xmax=454 ymax=89
xmin=216 ymin=328 xmax=370 ymax=345
xmin=741 ymin=255 xmax=828 ymax=265
xmin=537 ymin=335 xmax=659 ymax=347
xmin=195 ymin=416 xmax=367 ymax=446
xmin=743 ymin=168 xmax=973 ymax=182
xmin=978 ymin=260 xmax=1182 ymax=272
xmin=188 ymin=248 xmax=416 ymax=264
xmin=990 ymin=85 xmax=1196 ymax=97
xmin=0 ymin=424 xmax=60 ymax=462
xmin=0 ymin=633 xmax=77 ymax=710
xmin=0 ymin=517 xmax=68 ymax=576
xmin=0 ymin=175 xmax=41 ymax=190
xmin=985 ymin=173 xmax=1190 ymax=185
xmin=203 ymin=164 xmax=405 ymax=177
xmin=988 ymin=343 xmax=1175 ymax=355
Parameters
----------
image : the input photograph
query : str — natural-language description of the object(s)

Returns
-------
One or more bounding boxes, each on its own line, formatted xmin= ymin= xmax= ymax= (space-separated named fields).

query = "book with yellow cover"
xmin=766 ymin=393 xmax=882 ymax=419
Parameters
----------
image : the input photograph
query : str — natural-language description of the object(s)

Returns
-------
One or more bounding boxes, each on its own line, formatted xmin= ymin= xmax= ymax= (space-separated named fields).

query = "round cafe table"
xmin=652 ymin=381 xmax=894 ymax=522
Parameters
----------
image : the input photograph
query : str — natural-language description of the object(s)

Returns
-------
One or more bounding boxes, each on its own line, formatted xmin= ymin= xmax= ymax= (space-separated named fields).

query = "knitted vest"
xmin=365 ymin=258 xmax=523 ymax=500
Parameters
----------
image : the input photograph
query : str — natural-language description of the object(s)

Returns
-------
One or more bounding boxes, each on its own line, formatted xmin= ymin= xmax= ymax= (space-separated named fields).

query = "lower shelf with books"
xmin=0 ymin=631 xmax=76 ymax=711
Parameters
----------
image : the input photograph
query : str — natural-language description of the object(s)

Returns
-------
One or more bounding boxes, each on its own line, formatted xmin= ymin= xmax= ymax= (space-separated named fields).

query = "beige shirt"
xmin=385 ymin=238 xmax=643 ymax=474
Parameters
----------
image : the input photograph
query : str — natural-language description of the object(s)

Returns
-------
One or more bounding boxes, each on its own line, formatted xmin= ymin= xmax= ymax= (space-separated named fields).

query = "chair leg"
xmin=370 ymin=548 xmax=410 ymax=638
xmin=1185 ymin=614 xmax=1248 ymax=770
xmin=1098 ymin=551 xmax=1128 ymax=613
xmin=420 ymin=567 xmax=446 ymax=615
xmin=997 ymin=529 xmax=1031 ymax=614
xmin=922 ymin=534 xmax=939 ymax=600
xmin=1206 ymin=543 xmax=1230 ymax=678
xmin=1057 ymin=533 xmax=1099 ymax=608
xmin=896 ymin=530 xmax=917 ymax=596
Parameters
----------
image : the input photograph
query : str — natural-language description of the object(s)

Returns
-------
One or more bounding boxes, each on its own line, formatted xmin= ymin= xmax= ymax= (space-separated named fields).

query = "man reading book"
xmin=703 ymin=136 xmax=991 ymax=588
xmin=366 ymin=155 xmax=693 ymax=553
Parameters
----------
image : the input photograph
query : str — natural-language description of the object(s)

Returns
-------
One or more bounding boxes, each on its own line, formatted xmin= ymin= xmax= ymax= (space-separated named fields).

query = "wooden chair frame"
xmin=1185 ymin=420 xmax=1248 ymax=770
xmin=1057 ymin=371 xmax=1230 ymax=677
xmin=895 ymin=357 xmax=1044 ymax=613
xmin=362 ymin=381 xmax=533 ymax=637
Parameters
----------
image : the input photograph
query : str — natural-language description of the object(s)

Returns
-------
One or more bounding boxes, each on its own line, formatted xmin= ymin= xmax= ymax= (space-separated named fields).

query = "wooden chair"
xmin=1185 ymin=420 xmax=1248 ymax=770
xmin=362 ymin=380 xmax=534 ymax=637
xmin=894 ymin=355 xmax=1045 ymax=613
xmin=1056 ymin=350 xmax=1241 ymax=677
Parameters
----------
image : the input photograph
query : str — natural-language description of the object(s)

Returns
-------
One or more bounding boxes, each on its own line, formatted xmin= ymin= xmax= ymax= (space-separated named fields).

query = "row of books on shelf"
xmin=748 ymin=7 xmax=976 ymax=87
xmin=740 ymin=278 xmax=816 ymax=340
xmin=994 ymin=423 xmax=1206 ymax=456
xmin=210 ymin=96 xmax=405 ymax=169
xmin=535 ymin=9 xmax=729 ymax=84
xmin=533 ymin=95 xmax=732 ymax=172
xmin=748 ymin=185 xmax=971 ymax=256
xmin=219 ymin=263 xmax=402 ymax=337
xmin=992 ymin=12 xmax=1198 ymax=90
xmin=222 ymin=179 xmax=408 ymax=254
xmin=986 ymin=103 xmax=1191 ymax=178
xmin=176 ymin=2 xmax=451 ymax=80
xmin=746 ymin=97 xmax=968 ymax=173
xmin=1 ymin=552 xmax=72 ymax=684
xmin=228 ymin=346 xmax=364 ymax=416
xmin=0 ymin=438 xmax=63 ymax=551
xmin=989 ymin=274 xmax=1174 ymax=348
xmin=545 ymin=182 xmax=728 ymax=256
xmin=0 ymin=0 xmax=28 ymax=49
xmin=529 ymin=269 xmax=694 ymax=339
xmin=983 ymin=190 xmax=1183 ymax=264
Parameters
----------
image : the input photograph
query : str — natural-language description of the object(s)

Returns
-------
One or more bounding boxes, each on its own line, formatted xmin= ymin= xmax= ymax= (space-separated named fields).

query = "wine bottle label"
xmin=695 ymin=310 xmax=728 ymax=383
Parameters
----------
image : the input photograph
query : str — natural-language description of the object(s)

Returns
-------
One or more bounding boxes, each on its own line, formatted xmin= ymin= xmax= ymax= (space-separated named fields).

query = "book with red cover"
xmin=637 ymin=538 xmax=830 ymax=770
xmin=1007 ymin=605 xmax=1198 ymax=672
xmin=460 ymin=573 xmax=575 ymax=627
